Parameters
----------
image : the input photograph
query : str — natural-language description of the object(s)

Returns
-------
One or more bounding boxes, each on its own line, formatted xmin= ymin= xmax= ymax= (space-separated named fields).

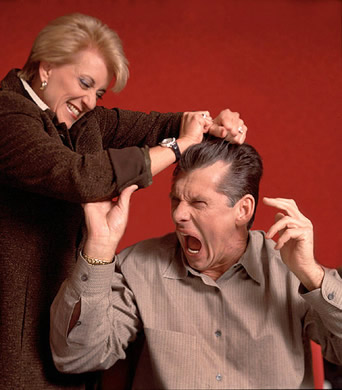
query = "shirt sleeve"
xmin=300 ymin=268 xmax=342 ymax=365
xmin=50 ymin=254 xmax=142 ymax=374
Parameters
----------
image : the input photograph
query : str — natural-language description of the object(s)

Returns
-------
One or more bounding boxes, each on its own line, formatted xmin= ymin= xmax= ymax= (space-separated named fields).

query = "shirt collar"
xmin=238 ymin=230 xmax=266 ymax=285
xmin=20 ymin=78 xmax=50 ymax=111
xmin=163 ymin=238 xmax=188 ymax=280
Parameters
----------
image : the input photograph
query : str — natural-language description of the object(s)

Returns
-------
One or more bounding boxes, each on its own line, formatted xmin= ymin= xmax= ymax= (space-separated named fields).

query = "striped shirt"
xmin=50 ymin=230 xmax=342 ymax=389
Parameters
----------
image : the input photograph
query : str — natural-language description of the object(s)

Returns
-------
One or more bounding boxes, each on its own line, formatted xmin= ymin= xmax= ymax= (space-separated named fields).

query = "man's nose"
xmin=172 ymin=202 xmax=190 ymax=223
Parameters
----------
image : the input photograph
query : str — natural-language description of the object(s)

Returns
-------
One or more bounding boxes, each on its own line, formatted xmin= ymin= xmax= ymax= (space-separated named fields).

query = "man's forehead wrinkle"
xmin=172 ymin=164 xmax=229 ymax=201
xmin=172 ymin=179 xmax=197 ymax=201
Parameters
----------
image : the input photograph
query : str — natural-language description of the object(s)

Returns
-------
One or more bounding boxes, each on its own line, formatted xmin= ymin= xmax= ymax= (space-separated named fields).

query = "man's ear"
xmin=235 ymin=194 xmax=255 ymax=227
xmin=38 ymin=61 xmax=52 ymax=82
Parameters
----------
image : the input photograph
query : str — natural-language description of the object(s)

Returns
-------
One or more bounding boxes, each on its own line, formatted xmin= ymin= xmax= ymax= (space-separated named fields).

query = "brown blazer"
xmin=0 ymin=69 xmax=182 ymax=389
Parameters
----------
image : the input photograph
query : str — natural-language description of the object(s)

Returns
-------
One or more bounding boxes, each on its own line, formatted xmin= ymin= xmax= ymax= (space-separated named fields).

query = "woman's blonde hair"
xmin=18 ymin=13 xmax=129 ymax=92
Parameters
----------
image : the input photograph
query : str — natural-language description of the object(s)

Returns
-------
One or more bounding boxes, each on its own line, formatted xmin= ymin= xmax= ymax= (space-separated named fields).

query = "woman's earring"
xmin=40 ymin=81 xmax=48 ymax=90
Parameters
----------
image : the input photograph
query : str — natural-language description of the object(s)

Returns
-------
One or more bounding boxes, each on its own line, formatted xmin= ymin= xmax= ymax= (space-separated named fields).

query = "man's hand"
xmin=82 ymin=185 xmax=138 ymax=261
xmin=263 ymin=197 xmax=324 ymax=291
xmin=208 ymin=109 xmax=247 ymax=144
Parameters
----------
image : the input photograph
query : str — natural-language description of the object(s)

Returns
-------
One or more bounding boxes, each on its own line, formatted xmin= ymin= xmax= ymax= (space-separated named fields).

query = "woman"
xmin=0 ymin=13 xmax=246 ymax=390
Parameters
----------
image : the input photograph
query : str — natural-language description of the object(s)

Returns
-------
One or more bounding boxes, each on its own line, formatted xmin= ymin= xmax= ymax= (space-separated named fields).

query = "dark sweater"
xmin=0 ymin=69 xmax=182 ymax=389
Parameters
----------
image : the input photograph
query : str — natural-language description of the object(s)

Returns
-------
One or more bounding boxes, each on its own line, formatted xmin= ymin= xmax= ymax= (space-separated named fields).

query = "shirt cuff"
xmin=107 ymin=146 xmax=152 ymax=193
xmin=300 ymin=267 xmax=342 ymax=312
xmin=70 ymin=253 xmax=116 ymax=297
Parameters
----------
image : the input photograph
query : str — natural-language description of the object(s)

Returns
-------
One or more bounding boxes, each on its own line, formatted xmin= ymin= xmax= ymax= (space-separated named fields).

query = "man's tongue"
xmin=187 ymin=236 xmax=201 ymax=253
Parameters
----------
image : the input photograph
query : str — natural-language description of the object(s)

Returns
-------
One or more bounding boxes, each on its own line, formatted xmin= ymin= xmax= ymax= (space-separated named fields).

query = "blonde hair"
xmin=18 ymin=13 xmax=129 ymax=92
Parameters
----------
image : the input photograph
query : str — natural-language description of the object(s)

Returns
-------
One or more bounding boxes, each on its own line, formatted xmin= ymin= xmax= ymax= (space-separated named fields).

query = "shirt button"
xmin=216 ymin=374 xmax=222 ymax=381
xmin=327 ymin=292 xmax=335 ymax=300
xmin=81 ymin=274 xmax=88 ymax=282
xmin=215 ymin=330 xmax=222 ymax=337
xmin=76 ymin=321 xmax=81 ymax=326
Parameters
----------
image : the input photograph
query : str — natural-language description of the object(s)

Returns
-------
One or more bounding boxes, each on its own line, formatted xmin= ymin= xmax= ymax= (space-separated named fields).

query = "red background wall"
xmin=1 ymin=0 xmax=340 ymax=268
xmin=1 ymin=0 xmax=340 ymax=387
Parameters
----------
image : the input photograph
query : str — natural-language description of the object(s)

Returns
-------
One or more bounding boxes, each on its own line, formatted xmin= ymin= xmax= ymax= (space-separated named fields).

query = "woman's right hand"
xmin=149 ymin=111 xmax=212 ymax=177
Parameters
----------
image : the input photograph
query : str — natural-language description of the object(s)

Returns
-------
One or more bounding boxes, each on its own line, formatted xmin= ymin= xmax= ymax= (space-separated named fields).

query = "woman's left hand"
xmin=209 ymin=109 xmax=247 ymax=144
xmin=179 ymin=111 xmax=212 ymax=146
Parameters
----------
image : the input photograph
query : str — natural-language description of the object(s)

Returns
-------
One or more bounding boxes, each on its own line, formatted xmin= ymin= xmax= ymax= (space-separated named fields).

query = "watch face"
xmin=160 ymin=137 xmax=175 ymax=147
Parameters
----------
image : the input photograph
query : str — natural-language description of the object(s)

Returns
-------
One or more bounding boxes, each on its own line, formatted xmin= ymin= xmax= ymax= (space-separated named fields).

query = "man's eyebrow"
xmin=189 ymin=195 xmax=208 ymax=204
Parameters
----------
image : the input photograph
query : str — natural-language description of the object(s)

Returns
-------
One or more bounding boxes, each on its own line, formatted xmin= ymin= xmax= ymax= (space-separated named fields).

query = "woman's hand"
xmin=82 ymin=185 xmax=138 ymax=261
xmin=178 ymin=111 xmax=212 ymax=152
xmin=209 ymin=109 xmax=247 ymax=144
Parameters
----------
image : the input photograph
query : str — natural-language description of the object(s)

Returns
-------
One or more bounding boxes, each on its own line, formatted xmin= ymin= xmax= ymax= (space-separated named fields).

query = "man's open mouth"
xmin=183 ymin=234 xmax=202 ymax=255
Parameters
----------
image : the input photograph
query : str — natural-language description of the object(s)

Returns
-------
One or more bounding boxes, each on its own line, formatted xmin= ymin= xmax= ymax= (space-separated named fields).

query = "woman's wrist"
xmin=176 ymin=136 xmax=198 ymax=154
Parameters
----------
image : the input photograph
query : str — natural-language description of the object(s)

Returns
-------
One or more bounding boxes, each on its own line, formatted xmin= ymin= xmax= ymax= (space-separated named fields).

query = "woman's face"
xmin=38 ymin=48 xmax=113 ymax=129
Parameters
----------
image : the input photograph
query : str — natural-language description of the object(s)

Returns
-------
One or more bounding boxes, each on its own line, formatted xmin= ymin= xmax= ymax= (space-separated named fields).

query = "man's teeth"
xmin=179 ymin=233 xmax=200 ymax=254
xmin=67 ymin=103 xmax=80 ymax=117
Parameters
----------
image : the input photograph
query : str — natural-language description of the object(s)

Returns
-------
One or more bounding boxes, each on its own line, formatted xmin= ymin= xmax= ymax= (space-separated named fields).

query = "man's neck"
xmin=201 ymin=234 xmax=248 ymax=281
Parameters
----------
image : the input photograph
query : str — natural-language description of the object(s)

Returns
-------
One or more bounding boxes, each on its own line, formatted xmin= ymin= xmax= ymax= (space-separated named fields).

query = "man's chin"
xmin=184 ymin=253 xmax=206 ymax=271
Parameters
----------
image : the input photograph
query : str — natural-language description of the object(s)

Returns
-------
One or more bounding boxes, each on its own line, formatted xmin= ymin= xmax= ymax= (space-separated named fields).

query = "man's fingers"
xmin=275 ymin=227 xmax=310 ymax=250
xmin=266 ymin=212 xmax=288 ymax=239
xmin=274 ymin=229 xmax=296 ymax=250
xmin=263 ymin=197 xmax=303 ymax=218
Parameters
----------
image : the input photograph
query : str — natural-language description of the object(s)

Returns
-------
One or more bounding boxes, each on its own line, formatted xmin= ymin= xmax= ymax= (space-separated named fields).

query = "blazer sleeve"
xmin=92 ymin=106 xmax=183 ymax=194
xmin=96 ymin=107 xmax=183 ymax=149
xmin=0 ymin=92 xmax=182 ymax=203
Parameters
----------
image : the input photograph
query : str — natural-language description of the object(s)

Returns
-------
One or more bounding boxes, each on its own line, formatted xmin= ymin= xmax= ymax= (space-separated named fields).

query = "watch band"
xmin=169 ymin=140 xmax=181 ymax=162
xmin=159 ymin=137 xmax=181 ymax=162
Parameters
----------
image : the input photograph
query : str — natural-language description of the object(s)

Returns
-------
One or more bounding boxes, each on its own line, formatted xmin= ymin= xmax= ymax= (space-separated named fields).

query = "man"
xmin=50 ymin=139 xmax=342 ymax=389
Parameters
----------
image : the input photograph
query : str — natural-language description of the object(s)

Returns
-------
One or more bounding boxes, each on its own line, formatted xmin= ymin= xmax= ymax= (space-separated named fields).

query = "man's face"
xmin=170 ymin=161 xmax=242 ymax=277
